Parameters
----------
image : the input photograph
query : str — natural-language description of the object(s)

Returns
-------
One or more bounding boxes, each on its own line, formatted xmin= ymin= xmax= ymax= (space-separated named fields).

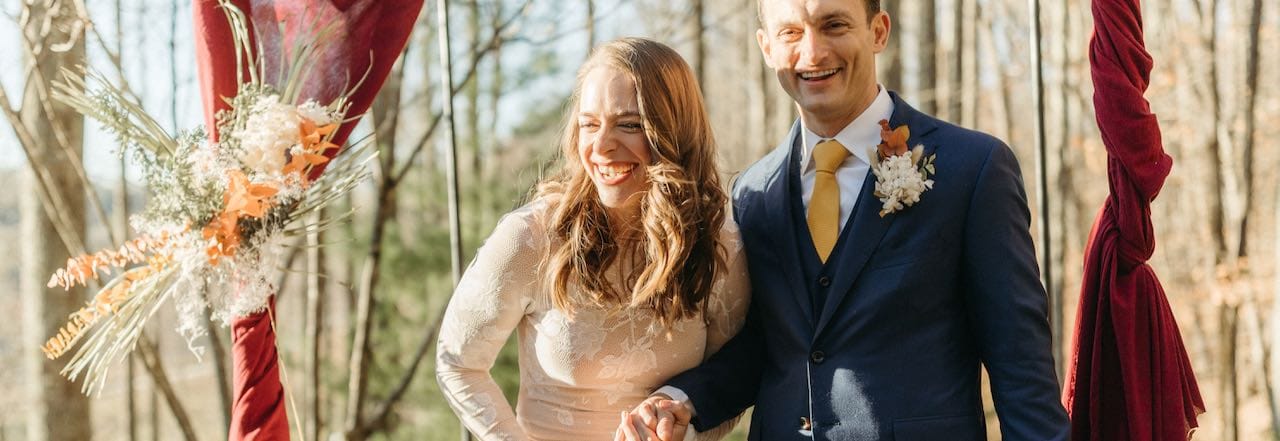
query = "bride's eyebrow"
xmin=579 ymin=110 xmax=641 ymax=118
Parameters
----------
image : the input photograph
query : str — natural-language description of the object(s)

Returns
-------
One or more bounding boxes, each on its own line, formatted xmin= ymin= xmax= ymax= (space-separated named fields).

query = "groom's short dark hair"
xmin=756 ymin=0 xmax=882 ymax=26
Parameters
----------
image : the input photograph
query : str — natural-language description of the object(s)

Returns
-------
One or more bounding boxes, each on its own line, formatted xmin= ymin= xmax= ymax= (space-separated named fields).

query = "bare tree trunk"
xmin=482 ymin=2 xmax=506 ymax=229
xmin=900 ymin=0 xmax=937 ymax=113
xmin=343 ymin=178 xmax=394 ymax=441
xmin=16 ymin=2 xmax=90 ymax=439
xmin=978 ymin=16 xmax=1011 ymax=140
xmin=586 ymin=0 xmax=596 ymax=57
xmin=1273 ymin=192 xmax=1280 ymax=438
xmin=113 ymin=0 xmax=141 ymax=438
xmin=959 ymin=0 xmax=977 ymax=128
xmin=937 ymin=0 xmax=961 ymax=121
xmin=1221 ymin=301 xmax=1240 ymax=441
xmin=467 ymin=0 xmax=483 ymax=179
xmin=1201 ymin=0 xmax=1228 ymax=261
xmin=881 ymin=0 xmax=903 ymax=90
xmin=137 ymin=337 xmax=198 ymax=441
xmin=170 ymin=0 xmax=180 ymax=132
xmin=1198 ymin=0 xmax=1242 ymax=436
xmin=1239 ymin=0 xmax=1271 ymax=432
xmin=151 ymin=371 xmax=160 ymax=441
xmin=692 ymin=0 xmax=706 ymax=86
xmin=304 ymin=212 xmax=324 ymax=441
xmin=202 ymin=310 xmax=232 ymax=435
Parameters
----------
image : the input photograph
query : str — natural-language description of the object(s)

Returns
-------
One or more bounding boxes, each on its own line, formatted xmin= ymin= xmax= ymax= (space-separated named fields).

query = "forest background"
xmin=0 ymin=0 xmax=1276 ymax=439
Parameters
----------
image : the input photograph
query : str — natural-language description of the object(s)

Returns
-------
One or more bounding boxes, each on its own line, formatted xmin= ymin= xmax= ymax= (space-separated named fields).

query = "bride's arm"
xmin=436 ymin=209 xmax=540 ymax=441
xmin=692 ymin=223 xmax=753 ymax=441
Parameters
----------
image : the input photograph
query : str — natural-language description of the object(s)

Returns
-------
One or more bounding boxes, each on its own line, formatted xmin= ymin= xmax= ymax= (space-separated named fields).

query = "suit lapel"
xmin=812 ymin=93 xmax=941 ymax=337
xmin=759 ymin=122 xmax=815 ymax=325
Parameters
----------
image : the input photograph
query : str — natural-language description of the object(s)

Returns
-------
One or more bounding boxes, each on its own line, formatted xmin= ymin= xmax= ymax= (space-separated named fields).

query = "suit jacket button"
xmin=810 ymin=350 xmax=825 ymax=364
xmin=800 ymin=416 xmax=812 ymax=431
xmin=818 ymin=276 xmax=831 ymax=287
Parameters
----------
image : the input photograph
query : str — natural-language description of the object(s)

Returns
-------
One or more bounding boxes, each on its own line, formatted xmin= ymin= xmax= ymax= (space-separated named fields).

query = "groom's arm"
xmin=662 ymin=298 xmax=766 ymax=432
xmin=960 ymin=141 xmax=1070 ymax=441
xmin=659 ymin=190 xmax=765 ymax=433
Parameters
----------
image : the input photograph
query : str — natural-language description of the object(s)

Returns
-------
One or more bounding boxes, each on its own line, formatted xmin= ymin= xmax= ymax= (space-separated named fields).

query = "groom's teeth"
xmin=800 ymin=68 xmax=839 ymax=79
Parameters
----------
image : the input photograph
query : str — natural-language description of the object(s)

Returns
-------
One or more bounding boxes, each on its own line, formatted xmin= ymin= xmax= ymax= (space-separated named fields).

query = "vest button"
xmin=810 ymin=350 xmax=825 ymax=364
xmin=818 ymin=276 xmax=831 ymax=287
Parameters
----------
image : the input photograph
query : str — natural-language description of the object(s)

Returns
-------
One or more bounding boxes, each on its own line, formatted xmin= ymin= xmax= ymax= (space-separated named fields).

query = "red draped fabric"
xmin=192 ymin=1 xmax=422 ymax=439
xmin=1063 ymin=0 xmax=1206 ymax=439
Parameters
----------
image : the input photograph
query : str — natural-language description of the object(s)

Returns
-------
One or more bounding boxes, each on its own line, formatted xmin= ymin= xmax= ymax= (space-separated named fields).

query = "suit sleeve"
xmin=960 ymin=143 xmax=1070 ymax=441
xmin=664 ymin=195 xmax=766 ymax=432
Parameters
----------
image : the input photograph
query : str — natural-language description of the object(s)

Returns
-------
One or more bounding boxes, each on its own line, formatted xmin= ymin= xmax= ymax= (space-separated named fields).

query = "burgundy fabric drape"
xmin=1063 ymin=0 xmax=1205 ymax=439
xmin=193 ymin=1 xmax=422 ymax=439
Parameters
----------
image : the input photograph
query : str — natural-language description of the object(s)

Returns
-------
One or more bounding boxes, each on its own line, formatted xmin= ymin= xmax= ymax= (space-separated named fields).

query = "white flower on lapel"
xmin=867 ymin=120 xmax=936 ymax=217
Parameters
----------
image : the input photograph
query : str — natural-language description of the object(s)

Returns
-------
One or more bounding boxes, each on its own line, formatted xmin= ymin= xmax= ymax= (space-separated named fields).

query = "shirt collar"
xmin=800 ymin=85 xmax=894 ymax=172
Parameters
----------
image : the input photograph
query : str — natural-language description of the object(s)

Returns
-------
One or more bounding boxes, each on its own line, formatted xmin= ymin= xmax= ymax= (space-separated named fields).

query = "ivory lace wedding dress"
xmin=436 ymin=200 xmax=750 ymax=440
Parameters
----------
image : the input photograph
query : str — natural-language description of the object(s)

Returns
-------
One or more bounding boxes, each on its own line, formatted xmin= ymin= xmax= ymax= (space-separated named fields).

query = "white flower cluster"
xmin=235 ymin=95 xmax=300 ymax=175
xmin=871 ymin=148 xmax=934 ymax=216
xmin=296 ymin=100 xmax=341 ymax=126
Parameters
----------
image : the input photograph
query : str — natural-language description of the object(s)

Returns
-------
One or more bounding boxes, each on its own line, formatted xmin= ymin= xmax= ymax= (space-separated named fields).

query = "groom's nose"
xmin=796 ymin=30 xmax=830 ymax=66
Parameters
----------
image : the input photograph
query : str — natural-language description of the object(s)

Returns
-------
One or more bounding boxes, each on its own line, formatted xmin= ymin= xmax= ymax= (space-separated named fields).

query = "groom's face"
xmin=757 ymin=0 xmax=888 ymax=129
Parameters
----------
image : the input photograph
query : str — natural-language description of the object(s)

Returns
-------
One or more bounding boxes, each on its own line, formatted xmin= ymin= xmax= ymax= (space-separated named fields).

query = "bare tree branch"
xmin=137 ymin=336 xmax=199 ymax=441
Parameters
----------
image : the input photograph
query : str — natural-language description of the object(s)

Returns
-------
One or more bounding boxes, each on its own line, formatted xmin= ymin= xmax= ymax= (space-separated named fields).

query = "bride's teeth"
xmin=597 ymin=164 xmax=635 ymax=179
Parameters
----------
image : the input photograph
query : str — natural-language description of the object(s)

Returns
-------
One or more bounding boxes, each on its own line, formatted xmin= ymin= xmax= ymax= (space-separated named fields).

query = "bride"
xmin=435 ymin=37 xmax=749 ymax=440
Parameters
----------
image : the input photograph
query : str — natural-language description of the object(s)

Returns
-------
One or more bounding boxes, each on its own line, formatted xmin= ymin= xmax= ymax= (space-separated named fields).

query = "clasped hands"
xmin=613 ymin=394 xmax=693 ymax=441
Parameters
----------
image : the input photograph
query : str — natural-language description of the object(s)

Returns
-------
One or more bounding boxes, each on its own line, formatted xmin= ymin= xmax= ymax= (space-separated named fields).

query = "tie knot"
xmin=813 ymin=139 xmax=850 ymax=173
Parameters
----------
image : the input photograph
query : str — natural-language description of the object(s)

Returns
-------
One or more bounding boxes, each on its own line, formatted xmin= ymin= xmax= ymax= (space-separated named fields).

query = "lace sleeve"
xmin=435 ymin=208 xmax=542 ymax=441
xmin=694 ymin=221 xmax=752 ymax=441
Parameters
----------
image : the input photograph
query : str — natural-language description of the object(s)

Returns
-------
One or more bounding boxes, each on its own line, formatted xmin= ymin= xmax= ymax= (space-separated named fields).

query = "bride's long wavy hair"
xmin=535 ymin=37 xmax=727 ymax=327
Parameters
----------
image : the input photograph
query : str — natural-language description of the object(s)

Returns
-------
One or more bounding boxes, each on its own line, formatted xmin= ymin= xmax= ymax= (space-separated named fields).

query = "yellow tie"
xmin=808 ymin=139 xmax=850 ymax=263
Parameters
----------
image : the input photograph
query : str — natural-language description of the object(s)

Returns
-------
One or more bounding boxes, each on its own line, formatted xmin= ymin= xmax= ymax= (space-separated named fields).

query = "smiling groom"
xmin=619 ymin=0 xmax=1071 ymax=439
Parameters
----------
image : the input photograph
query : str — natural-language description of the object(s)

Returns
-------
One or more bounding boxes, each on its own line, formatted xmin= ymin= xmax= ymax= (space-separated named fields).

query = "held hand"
xmin=654 ymin=399 xmax=692 ymax=440
xmin=615 ymin=410 xmax=660 ymax=441
xmin=616 ymin=395 xmax=692 ymax=441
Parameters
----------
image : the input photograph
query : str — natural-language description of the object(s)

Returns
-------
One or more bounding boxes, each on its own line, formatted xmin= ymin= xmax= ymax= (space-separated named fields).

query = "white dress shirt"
xmin=798 ymin=85 xmax=894 ymax=233
xmin=652 ymin=86 xmax=895 ymax=438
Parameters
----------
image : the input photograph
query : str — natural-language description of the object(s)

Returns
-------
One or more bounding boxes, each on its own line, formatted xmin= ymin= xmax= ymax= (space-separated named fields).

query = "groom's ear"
xmin=871 ymin=11 xmax=891 ymax=53
xmin=756 ymin=28 xmax=775 ymax=69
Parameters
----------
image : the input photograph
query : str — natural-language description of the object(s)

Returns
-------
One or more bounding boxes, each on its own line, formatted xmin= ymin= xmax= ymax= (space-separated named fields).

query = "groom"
xmin=618 ymin=0 xmax=1070 ymax=439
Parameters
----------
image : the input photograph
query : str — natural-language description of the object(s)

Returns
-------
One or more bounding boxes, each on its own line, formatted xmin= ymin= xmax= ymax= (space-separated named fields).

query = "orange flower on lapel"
xmin=876 ymin=119 xmax=911 ymax=158
xmin=867 ymin=120 xmax=936 ymax=217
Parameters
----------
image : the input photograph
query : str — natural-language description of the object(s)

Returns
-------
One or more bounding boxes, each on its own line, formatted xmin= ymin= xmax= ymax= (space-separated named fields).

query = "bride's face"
xmin=576 ymin=66 xmax=652 ymax=217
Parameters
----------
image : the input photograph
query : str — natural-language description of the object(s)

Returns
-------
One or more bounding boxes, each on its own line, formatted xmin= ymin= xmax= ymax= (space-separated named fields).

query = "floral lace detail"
xmin=436 ymin=201 xmax=751 ymax=440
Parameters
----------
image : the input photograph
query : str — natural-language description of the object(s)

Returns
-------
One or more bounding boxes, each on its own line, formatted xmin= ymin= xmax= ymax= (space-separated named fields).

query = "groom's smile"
xmin=798 ymin=67 xmax=841 ymax=81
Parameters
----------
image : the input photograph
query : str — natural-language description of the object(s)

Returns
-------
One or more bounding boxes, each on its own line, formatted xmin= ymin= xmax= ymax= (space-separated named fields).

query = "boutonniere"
xmin=866 ymin=120 xmax=936 ymax=217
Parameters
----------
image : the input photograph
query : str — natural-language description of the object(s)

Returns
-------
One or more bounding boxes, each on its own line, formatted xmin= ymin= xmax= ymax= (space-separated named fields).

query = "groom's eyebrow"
xmin=815 ymin=11 xmax=854 ymax=23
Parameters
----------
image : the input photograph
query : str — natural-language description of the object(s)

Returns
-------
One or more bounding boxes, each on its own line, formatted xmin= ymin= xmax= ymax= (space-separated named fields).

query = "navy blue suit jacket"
xmin=666 ymin=93 xmax=1070 ymax=440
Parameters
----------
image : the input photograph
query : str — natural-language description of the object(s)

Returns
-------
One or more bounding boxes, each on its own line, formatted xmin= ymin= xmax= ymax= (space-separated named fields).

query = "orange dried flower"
xmin=47 ymin=232 xmax=179 ymax=290
xmin=41 ymin=256 xmax=169 ymax=360
xmin=877 ymin=119 xmax=911 ymax=157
